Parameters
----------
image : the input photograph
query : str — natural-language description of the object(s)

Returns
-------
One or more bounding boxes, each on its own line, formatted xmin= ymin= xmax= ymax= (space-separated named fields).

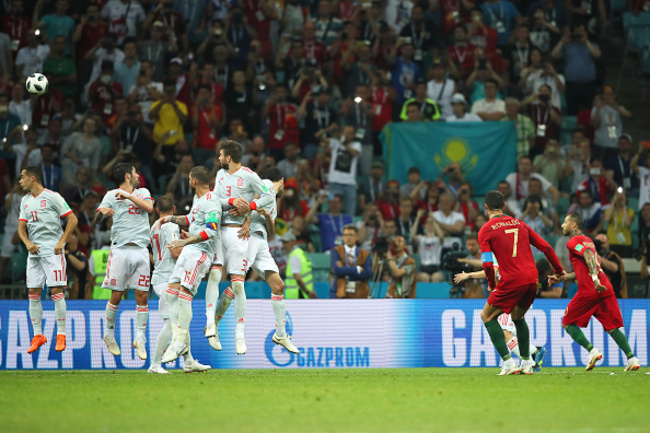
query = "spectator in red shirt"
xmin=88 ymin=61 xmax=123 ymax=125
xmin=447 ymin=26 xmax=476 ymax=79
xmin=265 ymin=84 xmax=299 ymax=161
xmin=243 ymin=0 xmax=274 ymax=59
xmin=454 ymin=181 xmax=480 ymax=230
xmin=195 ymin=63 xmax=225 ymax=106
xmin=302 ymin=21 xmax=328 ymax=67
xmin=369 ymin=70 xmax=396 ymax=141
xmin=166 ymin=57 xmax=192 ymax=108
xmin=441 ymin=0 xmax=475 ymax=35
xmin=73 ymin=3 xmax=108 ymax=85
xmin=467 ymin=8 xmax=498 ymax=55
xmin=191 ymin=84 xmax=222 ymax=159
xmin=278 ymin=179 xmax=309 ymax=221
xmin=378 ymin=180 xmax=401 ymax=220
xmin=576 ymin=158 xmax=616 ymax=207
xmin=1 ymin=0 xmax=31 ymax=53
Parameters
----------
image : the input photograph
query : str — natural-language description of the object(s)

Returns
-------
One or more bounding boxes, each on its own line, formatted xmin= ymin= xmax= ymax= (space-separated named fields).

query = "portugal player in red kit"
xmin=479 ymin=191 xmax=564 ymax=375
xmin=550 ymin=213 xmax=640 ymax=372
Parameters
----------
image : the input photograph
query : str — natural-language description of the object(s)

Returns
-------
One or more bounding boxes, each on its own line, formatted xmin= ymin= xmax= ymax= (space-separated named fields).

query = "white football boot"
xmin=519 ymin=359 xmax=535 ymax=375
xmin=147 ymin=364 xmax=170 ymax=374
xmin=585 ymin=348 xmax=603 ymax=371
xmin=183 ymin=359 xmax=211 ymax=373
xmin=204 ymin=325 xmax=222 ymax=351
xmin=624 ymin=357 xmax=640 ymax=372
xmin=498 ymin=359 xmax=520 ymax=376
xmin=133 ymin=337 xmax=147 ymax=360
xmin=272 ymin=333 xmax=299 ymax=354
xmin=235 ymin=337 xmax=247 ymax=355
xmin=161 ymin=341 xmax=187 ymax=364
xmin=103 ymin=334 xmax=121 ymax=356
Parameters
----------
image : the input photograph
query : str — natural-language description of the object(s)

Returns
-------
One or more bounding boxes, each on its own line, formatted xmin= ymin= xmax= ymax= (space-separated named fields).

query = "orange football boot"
xmin=27 ymin=335 xmax=47 ymax=353
xmin=55 ymin=335 xmax=66 ymax=352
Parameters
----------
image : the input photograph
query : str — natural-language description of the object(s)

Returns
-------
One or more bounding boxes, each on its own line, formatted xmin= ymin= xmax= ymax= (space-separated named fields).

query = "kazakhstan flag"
xmin=379 ymin=122 xmax=517 ymax=195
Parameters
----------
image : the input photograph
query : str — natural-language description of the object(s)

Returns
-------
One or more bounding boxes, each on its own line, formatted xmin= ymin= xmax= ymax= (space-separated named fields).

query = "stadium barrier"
xmin=0 ymin=299 xmax=646 ymax=370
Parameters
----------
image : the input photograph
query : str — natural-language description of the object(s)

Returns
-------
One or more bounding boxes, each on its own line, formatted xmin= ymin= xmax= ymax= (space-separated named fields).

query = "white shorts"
xmin=169 ymin=248 xmax=211 ymax=295
xmin=102 ymin=246 xmax=150 ymax=292
xmin=1 ymin=228 xmax=16 ymax=258
xmin=221 ymin=226 xmax=250 ymax=276
xmin=211 ymin=232 xmax=224 ymax=268
xmin=498 ymin=313 xmax=516 ymax=335
xmin=247 ymin=233 xmax=279 ymax=280
xmin=26 ymin=253 xmax=67 ymax=289
xmin=153 ymin=283 xmax=169 ymax=318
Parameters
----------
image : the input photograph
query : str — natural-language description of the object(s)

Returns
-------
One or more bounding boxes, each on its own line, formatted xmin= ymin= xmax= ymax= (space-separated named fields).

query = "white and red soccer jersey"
xmin=214 ymin=167 xmax=275 ymax=225
xmin=249 ymin=179 xmax=276 ymax=240
xmin=150 ymin=221 xmax=180 ymax=286
xmin=186 ymin=191 xmax=221 ymax=255
xmin=19 ymin=189 xmax=72 ymax=257
xmin=98 ymin=188 xmax=153 ymax=248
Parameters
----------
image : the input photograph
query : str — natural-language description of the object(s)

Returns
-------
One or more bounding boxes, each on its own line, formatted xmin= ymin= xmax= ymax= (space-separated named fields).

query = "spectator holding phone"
xmin=149 ymin=80 xmax=188 ymax=151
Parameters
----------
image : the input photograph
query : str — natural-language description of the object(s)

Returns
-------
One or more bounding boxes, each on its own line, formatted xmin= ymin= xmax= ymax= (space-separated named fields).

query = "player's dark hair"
xmin=190 ymin=166 xmax=211 ymax=185
xmin=156 ymin=195 xmax=174 ymax=213
xmin=484 ymin=190 xmax=504 ymax=211
xmin=343 ymin=224 xmax=358 ymax=233
xmin=262 ymin=167 xmax=283 ymax=182
xmin=113 ymin=163 xmax=134 ymax=183
xmin=567 ymin=213 xmax=584 ymax=230
xmin=219 ymin=140 xmax=242 ymax=163
xmin=23 ymin=165 xmax=43 ymax=183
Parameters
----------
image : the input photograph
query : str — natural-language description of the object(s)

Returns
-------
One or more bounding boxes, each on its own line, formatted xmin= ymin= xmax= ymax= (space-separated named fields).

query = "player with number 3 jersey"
xmin=18 ymin=166 xmax=77 ymax=354
xmin=478 ymin=190 xmax=562 ymax=375
xmin=95 ymin=163 xmax=154 ymax=361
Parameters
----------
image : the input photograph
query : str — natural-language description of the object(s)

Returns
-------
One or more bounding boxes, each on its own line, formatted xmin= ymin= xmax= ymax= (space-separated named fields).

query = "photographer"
xmin=595 ymin=233 xmax=627 ymax=298
xmin=332 ymin=225 xmax=373 ymax=298
xmin=383 ymin=235 xmax=417 ymax=299
xmin=453 ymin=232 xmax=484 ymax=298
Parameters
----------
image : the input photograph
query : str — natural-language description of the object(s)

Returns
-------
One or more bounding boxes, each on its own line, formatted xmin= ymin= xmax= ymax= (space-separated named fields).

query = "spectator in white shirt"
xmin=446 ymin=93 xmax=483 ymax=122
xmin=427 ymin=59 xmax=456 ymax=118
xmin=85 ymin=33 xmax=125 ymax=84
xmin=432 ymin=192 xmax=466 ymax=251
xmin=15 ymin=29 xmax=50 ymax=78
xmin=101 ymin=0 xmax=146 ymax=45
xmin=8 ymin=82 xmax=32 ymax=126
xmin=505 ymin=154 xmax=559 ymax=204
xmin=470 ymin=78 xmax=506 ymax=121
xmin=325 ymin=125 xmax=362 ymax=216
xmin=497 ymin=179 xmax=522 ymax=218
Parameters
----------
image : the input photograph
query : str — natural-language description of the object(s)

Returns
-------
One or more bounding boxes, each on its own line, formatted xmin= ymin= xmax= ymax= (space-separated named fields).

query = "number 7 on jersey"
xmin=505 ymin=228 xmax=519 ymax=257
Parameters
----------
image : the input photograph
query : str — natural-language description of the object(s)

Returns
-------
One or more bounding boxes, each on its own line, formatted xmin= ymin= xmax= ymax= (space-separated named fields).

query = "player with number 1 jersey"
xmin=95 ymin=163 xmax=154 ymax=361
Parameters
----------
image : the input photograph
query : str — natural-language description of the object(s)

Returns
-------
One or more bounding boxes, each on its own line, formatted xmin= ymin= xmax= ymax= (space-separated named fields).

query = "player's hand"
xmin=180 ymin=230 xmax=189 ymax=239
xmin=237 ymin=224 xmax=250 ymax=239
xmin=157 ymin=215 xmax=172 ymax=228
xmin=229 ymin=198 xmax=251 ymax=216
xmin=167 ymin=239 xmax=187 ymax=249
xmin=98 ymin=207 xmax=115 ymax=217
xmin=54 ymin=241 xmax=65 ymax=255
xmin=594 ymin=280 xmax=607 ymax=292
xmin=257 ymin=208 xmax=269 ymax=217
xmin=454 ymin=272 xmax=470 ymax=283
xmin=27 ymin=242 xmax=40 ymax=255
xmin=115 ymin=190 xmax=132 ymax=201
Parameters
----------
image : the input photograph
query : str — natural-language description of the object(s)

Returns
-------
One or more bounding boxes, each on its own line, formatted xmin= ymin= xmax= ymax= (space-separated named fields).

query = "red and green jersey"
xmin=567 ymin=235 xmax=613 ymax=298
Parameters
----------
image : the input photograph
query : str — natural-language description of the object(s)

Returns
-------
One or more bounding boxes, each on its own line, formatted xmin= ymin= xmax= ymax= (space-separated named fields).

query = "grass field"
xmin=1 ymin=368 xmax=648 ymax=433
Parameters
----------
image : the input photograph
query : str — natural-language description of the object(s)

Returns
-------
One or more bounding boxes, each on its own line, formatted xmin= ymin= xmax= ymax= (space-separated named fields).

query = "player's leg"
xmin=562 ymin=295 xmax=602 ymax=370
xmin=502 ymin=329 xmax=521 ymax=358
xmin=102 ymin=248 xmax=126 ymax=356
xmin=128 ymin=248 xmax=151 ymax=361
xmin=50 ymin=287 xmax=67 ymax=351
xmin=481 ymin=288 xmax=521 ymax=375
xmin=595 ymin=295 xmax=640 ymax=371
xmin=205 ymin=234 xmax=224 ymax=333
xmin=232 ymin=274 xmax=247 ymax=354
xmin=132 ymin=290 xmax=149 ymax=360
xmin=214 ymin=285 xmax=234 ymax=329
xmin=223 ymin=227 xmax=250 ymax=354
xmin=26 ymin=257 xmax=48 ymax=353
xmin=510 ymin=283 xmax=538 ymax=364
xmin=149 ymin=283 xmax=171 ymax=374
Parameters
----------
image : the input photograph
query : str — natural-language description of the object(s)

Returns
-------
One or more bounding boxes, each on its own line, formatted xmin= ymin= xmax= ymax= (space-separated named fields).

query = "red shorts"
xmin=562 ymin=293 xmax=624 ymax=330
xmin=487 ymin=283 xmax=537 ymax=314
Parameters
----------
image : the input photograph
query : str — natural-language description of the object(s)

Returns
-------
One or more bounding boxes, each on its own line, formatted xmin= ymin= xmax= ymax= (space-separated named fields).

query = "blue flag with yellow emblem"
xmin=379 ymin=122 xmax=516 ymax=195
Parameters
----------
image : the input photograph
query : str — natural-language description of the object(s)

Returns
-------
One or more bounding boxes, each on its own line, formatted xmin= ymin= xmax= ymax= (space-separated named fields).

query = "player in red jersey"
xmin=549 ymin=213 xmax=640 ymax=372
xmin=478 ymin=191 xmax=564 ymax=375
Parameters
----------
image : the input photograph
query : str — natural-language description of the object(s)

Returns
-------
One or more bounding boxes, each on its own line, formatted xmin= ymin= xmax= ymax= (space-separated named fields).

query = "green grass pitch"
xmin=1 ymin=368 xmax=648 ymax=433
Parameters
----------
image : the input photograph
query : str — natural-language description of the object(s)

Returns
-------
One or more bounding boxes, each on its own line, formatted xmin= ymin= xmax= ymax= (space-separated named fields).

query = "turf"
xmin=1 ymin=368 xmax=648 ymax=433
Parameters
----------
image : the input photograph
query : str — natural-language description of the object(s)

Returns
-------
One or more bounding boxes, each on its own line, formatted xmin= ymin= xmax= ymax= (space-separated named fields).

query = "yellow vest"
xmin=285 ymin=247 xmax=313 ymax=299
xmin=92 ymin=249 xmax=111 ymax=300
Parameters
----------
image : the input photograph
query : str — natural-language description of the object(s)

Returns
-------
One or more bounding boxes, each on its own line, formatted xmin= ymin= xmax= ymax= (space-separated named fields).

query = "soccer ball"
xmin=25 ymin=73 xmax=48 ymax=95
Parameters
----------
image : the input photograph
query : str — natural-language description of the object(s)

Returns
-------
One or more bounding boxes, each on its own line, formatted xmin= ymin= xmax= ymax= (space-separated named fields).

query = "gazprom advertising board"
xmin=0 ymin=300 xmax=647 ymax=369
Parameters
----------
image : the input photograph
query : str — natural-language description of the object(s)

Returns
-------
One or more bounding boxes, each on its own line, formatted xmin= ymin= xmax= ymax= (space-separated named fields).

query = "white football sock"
xmin=105 ymin=301 xmax=118 ymax=337
xmin=135 ymin=304 xmax=148 ymax=340
xmin=232 ymin=279 xmax=246 ymax=339
xmin=507 ymin=336 xmax=521 ymax=358
xmin=271 ymin=294 xmax=287 ymax=338
xmin=52 ymin=292 xmax=66 ymax=336
xmin=215 ymin=285 xmax=234 ymax=326
xmin=165 ymin=287 xmax=180 ymax=339
xmin=178 ymin=292 xmax=193 ymax=337
xmin=152 ymin=318 xmax=172 ymax=366
xmin=205 ymin=268 xmax=222 ymax=326
xmin=28 ymin=294 xmax=43 ymax=335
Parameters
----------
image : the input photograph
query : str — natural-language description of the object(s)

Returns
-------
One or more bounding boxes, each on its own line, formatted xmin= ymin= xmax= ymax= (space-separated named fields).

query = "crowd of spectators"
xmin=0 ymin=0 xmax=644 ymax=299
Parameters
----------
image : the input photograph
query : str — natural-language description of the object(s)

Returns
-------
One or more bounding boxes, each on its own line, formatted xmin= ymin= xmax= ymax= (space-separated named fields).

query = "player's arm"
xmin=55 ymin=212 xmax=78 ymax=255
xmin=454 ymin=269 xmax=486 ymax=283
xmin=386 ymin=255 xmax=407 ymax=277
xmin=583 ymin=249 xmax=606 ymax=291
xmin=115 ymin=190 xmax=154 ymax=213
xmin=249 ymin=173 xmax=275 ymax=211
xmin=17 ymin=219 xmax=39 ymax=255
xmin=163 ymin=215 xmax=191 ymax=228
xmin=258 ymin=209 xmax=275 ymax=237
xmin=528 ymin=227 xmax=563 ymax=275
xmin=479 ymin=232 xmax=497 ymax=289
xmin=168 ymin=209 xmax=220 ymax=248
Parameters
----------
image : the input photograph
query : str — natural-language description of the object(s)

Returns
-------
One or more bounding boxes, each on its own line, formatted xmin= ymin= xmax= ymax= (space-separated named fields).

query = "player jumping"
xmin=208 ymin=140 xmax=275 ymax=355
xmin=95 ymin=163 xmax=154 ymax=360
xmin=18 ymin=166 xmax=77 ymax=353
xmin=160 ymin=166 xmax=221 ymax=363
xmin=479 ymin=190 xmax=563 ymax=375
xmin=549 ymin=213 xmax=640 ymax=372
xmin=149 ymin=196 xmax=210 ymax=373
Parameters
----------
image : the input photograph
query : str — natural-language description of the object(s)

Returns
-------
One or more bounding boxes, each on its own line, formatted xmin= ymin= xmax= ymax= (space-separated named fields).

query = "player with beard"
xmin=95 ymin=163 xmax=154 ymax=360
xmin=206 ymin=140 xmax=275 ymax=355
xmin=159 ymin=166 xmax=222 ymax=363
xmin=209 ymin=167 xmax=298 ymax=354
xmin=549 ymin=214 xmax=640 ymax=372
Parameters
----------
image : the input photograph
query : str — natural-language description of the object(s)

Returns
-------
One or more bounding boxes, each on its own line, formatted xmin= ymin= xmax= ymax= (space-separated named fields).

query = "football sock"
xmin=565 ymin=324 xmax=593 ymax=352
xmin=609 ymin=328 xmax=635 ymax=359
xmin=28 ymin=294 xmax=43 ymax=335
xmin=152 ymin=318 xmax=172 ymax=366
xmin=52 ymin=293 xmax=66 ymax=335
xmin=215 ymin=286 xmax=234 ymax=325
xmin=178 ymin=292 xmax=193 ymax=335
xmin=105 ymin=302 xmax=118 ymax=337
xmin=484 ymin=318 xmax=511 ymax=361
xmin=513 ymin=319 xmax=531 ymax=360
xmin=507 ymin=337 xmax=520 ymax=358
xmin=530 ymin=343 xmax=538 ymax=356
xmin=232 ymin=279 xmax=246 ymax=339
xmin=183 ymin=334 xmax=195 ymax=364
xmin=272 ymin=294 xmax=287 ymax=338
xmin=135 ymin=304 xmax=148 ymax=340
xmin=205 ymin=268 xmax=222 ymax=325
xmin=165 ymin=287 xmax=180 ymax=338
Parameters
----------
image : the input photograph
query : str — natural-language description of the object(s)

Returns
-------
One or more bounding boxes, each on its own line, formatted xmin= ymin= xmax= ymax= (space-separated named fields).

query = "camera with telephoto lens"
xmin=442 ymin=244 xmax=469 ymax=274
xmin=373 ymin=237 xmax=390 ymax=258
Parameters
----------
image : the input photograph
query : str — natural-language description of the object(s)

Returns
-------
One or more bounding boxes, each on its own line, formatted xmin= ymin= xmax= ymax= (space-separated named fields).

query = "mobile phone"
xmin=354 ymin=97 xmax=362 ymax=104
xmin=169 ymin=130 xmax=178 ymax=136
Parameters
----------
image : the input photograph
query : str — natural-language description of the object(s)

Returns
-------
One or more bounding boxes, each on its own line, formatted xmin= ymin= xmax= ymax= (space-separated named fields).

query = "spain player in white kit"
xmin=159 ymin=166 xmax=222 ymax=363
xmin=210 ymin=167 xmax=298 ymax=354
xmin=95 ymin=163 xmax=154 ymax=360
xmin=206 ymin=140 xmax=274 ymax=355
xmin=18 ymin=166 xmax=77 ymax=353
xmin=149 ymin=196 xmax=210 ymax=373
